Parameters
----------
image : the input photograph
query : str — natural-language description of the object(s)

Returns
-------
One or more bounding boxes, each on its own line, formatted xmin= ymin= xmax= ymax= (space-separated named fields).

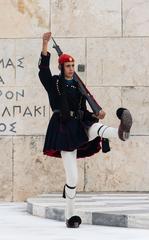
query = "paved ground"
xmin=0 ymin=202 xmax=149 ymax=240
xmin=27 ymin=193 xmax=149 ymax=229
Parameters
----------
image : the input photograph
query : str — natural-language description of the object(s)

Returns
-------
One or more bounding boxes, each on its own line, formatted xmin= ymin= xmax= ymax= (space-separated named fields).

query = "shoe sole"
xmin=66 ymin=222 xmax=79 ymax=228
xmin=118 ymin=110 xmax=133 ymax=141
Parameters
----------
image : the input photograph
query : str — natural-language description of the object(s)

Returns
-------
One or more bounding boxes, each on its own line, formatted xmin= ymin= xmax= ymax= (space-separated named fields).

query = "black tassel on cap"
xmin=101 ymin=138 xmax=111 ymax=153
xmin=59 ymin=65 xmax=71 ymax=123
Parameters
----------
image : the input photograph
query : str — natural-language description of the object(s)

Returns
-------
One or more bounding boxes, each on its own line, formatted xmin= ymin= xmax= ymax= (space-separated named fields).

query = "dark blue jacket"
xmin=38 ymin=52 xmax=90 ymax=115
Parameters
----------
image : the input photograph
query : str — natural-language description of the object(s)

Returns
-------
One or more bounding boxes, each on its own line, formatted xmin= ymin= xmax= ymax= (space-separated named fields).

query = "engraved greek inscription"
xmin=0 ymin=122 xmax=16 ymax=133
xmin=0 ymin=89 xmax=24 ymax=100
xmin=17 ymin=57 xmax=24 ymax=68
xmin=0 ymin=76 xmax=5 ymax=84
xmin=0 ymin=58 xmax=24 ymax=69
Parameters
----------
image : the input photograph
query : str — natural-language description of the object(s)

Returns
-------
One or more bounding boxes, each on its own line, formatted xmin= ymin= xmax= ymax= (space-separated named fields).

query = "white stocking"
xmin=61 ymin=149 xmax=78 ymax=220
xmin=88 ymin=122 xmax=118 ymax=141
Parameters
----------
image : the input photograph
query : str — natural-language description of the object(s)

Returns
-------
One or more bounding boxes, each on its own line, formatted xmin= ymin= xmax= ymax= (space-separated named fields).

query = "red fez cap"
xmin=58 ymin=53 xmax=75 ymax=64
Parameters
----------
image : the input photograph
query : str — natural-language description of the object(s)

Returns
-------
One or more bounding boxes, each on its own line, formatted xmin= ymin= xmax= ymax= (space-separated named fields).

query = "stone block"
xmin=87 ymin=38 xmax=149 ymax=86
xmin=51 ymin=0 xmax=121 ymax=37
xmin=0 ymin=137 xmax=12 ymax=201
xmin=123 ymin=0 xmax=149 ymax=36
xmin=84 ymin=136 xmax=149 ymax=191
xmin=122 ymin=87 xmax=149 ymax=135
xmin=0 ymin=0 xmax=50 ymax=38
xmin=0 ymin=86 xmax=50 ymax=135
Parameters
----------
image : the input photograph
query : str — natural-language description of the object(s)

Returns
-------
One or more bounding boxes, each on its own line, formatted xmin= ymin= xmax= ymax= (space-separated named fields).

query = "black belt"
xmin=53 ymin=109 xmax=84 ymax=119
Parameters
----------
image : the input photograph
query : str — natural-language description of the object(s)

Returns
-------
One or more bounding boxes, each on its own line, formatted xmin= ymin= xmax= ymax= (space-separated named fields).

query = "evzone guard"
xmin=38 ymin=32 xmax=133 ymax=228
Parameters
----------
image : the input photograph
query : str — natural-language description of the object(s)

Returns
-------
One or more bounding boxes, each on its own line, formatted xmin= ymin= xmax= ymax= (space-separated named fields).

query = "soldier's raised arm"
xmin=38 ymin=32 xmax=53 ymax=93
xmin=42 ymin=32 xmax=51 ymax=56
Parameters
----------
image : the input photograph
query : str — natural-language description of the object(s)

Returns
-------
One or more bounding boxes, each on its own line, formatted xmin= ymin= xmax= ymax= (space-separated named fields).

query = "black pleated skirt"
xmin=43 ymin=112 xmax=101 ymax=159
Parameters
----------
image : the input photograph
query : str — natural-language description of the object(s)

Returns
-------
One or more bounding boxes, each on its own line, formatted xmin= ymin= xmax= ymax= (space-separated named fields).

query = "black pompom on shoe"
xmin=116 ymin=108 xmax=127 ymax=120
xmin=66 ymin=215 xmax=82 ymax=228
xmin=116 ymin=108 xmax=133 ymax=141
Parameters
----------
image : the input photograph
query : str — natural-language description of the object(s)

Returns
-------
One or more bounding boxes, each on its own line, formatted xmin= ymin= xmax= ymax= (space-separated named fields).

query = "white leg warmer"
xmin=88 ymin=122 xmax=118 ymax=141
xmin=61 ymin=149 xmax=78 ymax=219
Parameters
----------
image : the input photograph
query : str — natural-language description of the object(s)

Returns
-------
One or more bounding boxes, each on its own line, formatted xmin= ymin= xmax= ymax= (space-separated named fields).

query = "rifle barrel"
xmin=51 ymin=37 xmax=57 ymax=45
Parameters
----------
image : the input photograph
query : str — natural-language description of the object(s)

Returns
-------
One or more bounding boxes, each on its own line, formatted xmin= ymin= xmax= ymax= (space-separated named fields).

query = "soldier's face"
xmin=63 ymin=62 xmax=75 ymax=78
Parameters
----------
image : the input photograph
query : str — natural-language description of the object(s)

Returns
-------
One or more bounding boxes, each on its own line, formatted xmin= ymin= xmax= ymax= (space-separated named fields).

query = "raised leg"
xmin=87 ymin=108 xmax=132 ymax=141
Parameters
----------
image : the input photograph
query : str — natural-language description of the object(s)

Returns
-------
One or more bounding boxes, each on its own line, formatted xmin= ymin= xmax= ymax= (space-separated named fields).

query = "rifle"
xmin=52 ymin=37 xmax=102 ymax=115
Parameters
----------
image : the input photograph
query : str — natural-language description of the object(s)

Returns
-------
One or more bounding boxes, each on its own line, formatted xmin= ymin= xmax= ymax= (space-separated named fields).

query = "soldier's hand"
xmin=92 ymin=110 xmax=106 ymax=120
xmin=99 ymin=110 xmax=106 ymax=119
xmin=42 ymin=32 xmax=52 ymax=45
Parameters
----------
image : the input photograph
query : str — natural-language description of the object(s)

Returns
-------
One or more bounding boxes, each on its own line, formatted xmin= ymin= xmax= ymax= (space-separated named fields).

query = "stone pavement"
xmin=27 ymin=193 xmax=149 ymax=229
xmin=1 ymin=202 xmax=149 ymax=240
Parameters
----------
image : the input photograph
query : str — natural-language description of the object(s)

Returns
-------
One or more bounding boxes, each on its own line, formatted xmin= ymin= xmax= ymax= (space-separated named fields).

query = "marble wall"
xmin=0 ymin=0 xmax=149 ymax=201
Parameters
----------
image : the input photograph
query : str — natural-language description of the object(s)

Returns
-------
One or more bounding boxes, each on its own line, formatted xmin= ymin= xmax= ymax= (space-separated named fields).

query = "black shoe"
xmin=116 ymin=108 xmax=133 ymax=141
xmin=66 ymin=215 xmax=82 ymax=228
